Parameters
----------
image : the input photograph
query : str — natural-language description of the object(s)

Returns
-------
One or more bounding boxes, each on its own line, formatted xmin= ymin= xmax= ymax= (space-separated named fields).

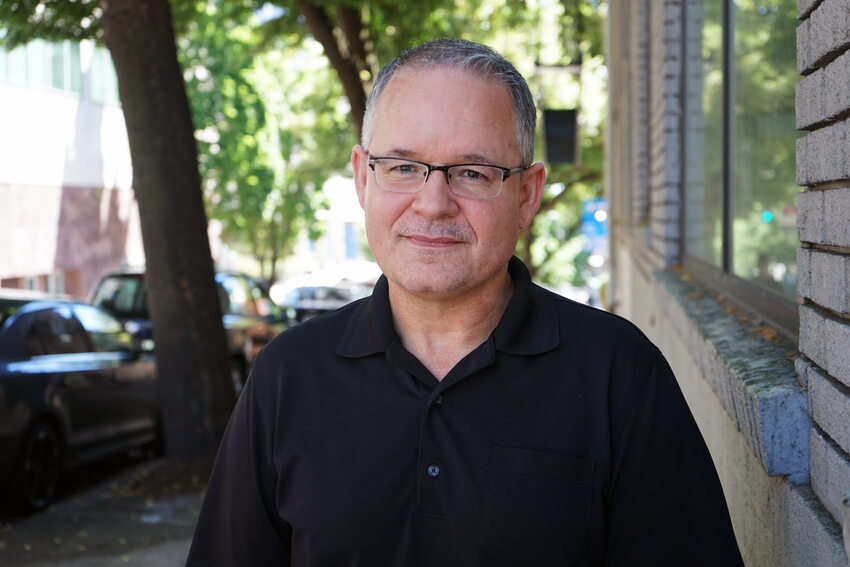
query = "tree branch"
xmin=296 ymin=0 xmax=367 ymax=137
xmin=334 ymin=4 xmax=367 ymax=72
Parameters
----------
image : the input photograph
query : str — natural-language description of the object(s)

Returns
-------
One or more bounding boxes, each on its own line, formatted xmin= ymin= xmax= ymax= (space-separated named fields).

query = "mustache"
xmin=397 ymin=222 xmax=472 ymax=241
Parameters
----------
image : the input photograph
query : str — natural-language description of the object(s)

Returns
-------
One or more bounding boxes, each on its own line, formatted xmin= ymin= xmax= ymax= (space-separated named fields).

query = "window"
xmin=30 ymin=308 xmax=89 ymax=355
xmin=0 ymin=39 xmax=82 ymax=94
xmin=89 ymin=45 xmax=120 ymax=105
xmin=91 ymin=275 xmax=148 ymax=319
xmin=73 ymin=304 xmax=133 ymax=353
xmin=217 ymin=274 xmax=259 ymax=316
xmin=683 ymin=0 xmax=799 ymax=336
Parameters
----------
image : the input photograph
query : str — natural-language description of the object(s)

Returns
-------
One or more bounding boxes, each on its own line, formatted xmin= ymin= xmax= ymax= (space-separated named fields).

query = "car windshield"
xmin=91 ymin=275 xmax=148 ymax=319
xmin=216 ymin=273 xmax=284 ymax=320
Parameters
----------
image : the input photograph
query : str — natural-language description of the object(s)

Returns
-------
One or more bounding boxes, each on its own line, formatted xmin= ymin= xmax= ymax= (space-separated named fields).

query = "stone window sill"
xmin=653 ymin=269 xmax=809 ymax=483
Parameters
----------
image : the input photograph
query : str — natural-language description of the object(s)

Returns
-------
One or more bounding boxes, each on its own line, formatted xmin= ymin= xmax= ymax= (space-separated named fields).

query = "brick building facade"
xmin=606 ymin=0 xmax=850 ymax=564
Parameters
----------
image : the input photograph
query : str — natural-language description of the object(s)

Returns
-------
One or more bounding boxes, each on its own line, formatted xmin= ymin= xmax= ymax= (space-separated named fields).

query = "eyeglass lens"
xmin=372 ymin=158 xmax=503 ymax=198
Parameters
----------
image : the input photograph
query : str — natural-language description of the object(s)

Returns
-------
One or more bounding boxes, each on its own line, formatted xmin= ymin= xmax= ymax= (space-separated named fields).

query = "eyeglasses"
xmin=367 ymin=155 xmax=525 ymax=200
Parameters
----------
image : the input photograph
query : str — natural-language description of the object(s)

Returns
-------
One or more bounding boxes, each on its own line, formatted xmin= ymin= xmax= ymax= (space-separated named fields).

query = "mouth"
xmin=402 ymin=233 xmax=464 ymax=248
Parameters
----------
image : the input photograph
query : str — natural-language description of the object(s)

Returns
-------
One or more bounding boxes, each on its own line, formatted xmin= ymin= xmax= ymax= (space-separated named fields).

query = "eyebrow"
xmin=381 ymin=148 xmax=499 ymax=164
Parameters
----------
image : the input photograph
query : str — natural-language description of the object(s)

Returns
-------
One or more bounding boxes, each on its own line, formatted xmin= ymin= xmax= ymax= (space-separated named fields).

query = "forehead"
xmin=370 ymin=66 xmax=518 ymax=161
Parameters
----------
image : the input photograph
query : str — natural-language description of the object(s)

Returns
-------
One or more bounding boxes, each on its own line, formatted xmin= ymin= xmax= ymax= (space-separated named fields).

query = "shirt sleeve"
xmin=604 ymin=354 xmax=745 ymax=566
xmin=186 ymin=352 xmax=291 ymax=566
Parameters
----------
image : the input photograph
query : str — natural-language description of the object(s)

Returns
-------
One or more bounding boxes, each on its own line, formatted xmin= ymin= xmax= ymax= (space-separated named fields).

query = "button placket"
xmin=417 ymin=387 xmax=448 ymax=517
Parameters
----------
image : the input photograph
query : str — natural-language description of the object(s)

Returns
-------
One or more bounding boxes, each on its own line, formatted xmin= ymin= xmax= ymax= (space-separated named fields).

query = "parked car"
xmin=0 ymin=298 xmax=158 ymax=512
xmin=89 ymin=269 xmax=287 ymax=390
xmin=280 ymin=283 xmax=373 ymax=323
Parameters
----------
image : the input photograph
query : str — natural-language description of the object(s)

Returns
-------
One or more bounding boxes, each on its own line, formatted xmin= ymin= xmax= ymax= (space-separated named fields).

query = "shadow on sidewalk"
xmin=0 ymin=456 xmax=205 ymax=567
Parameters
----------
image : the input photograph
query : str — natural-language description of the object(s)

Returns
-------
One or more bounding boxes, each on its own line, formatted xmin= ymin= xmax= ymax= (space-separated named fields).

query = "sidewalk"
xmin=0 ymin=459 xmax=204 ymax=566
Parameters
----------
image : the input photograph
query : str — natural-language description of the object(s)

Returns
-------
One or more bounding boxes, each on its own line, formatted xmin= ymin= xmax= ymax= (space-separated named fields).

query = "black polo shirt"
xmin=187 ymin=257 xmax=743 ymax=566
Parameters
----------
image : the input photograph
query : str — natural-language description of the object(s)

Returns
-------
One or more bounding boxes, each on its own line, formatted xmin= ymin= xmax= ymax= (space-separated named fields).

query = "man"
xmin=187 ymin=39 xmax=744 ymax=566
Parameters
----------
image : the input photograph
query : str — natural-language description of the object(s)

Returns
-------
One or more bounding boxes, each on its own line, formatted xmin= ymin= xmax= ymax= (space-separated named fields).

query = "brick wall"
xmin=606 ymin=0 xmax=850 ymax=562
xmin=0 ymin=184 xmax=145 ymax=298
xmin=630 ymin=0 xmax=650 ymax=226
xmin=647 ymin=0 xmax=683 ymax=268
xmin=795 ymin=0 xmax=850 ymax=549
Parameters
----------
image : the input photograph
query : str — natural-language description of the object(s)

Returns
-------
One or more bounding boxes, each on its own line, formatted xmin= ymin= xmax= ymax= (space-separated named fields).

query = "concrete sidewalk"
xmin=0 ymin=459 xmax=203 ymax=566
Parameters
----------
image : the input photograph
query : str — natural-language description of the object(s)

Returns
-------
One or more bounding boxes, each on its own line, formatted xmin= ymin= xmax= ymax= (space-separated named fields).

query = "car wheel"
xmin=15 ymin=421 xmax=62 ymax=512
xmin=231 ymin=357 xmax=247 ymax=393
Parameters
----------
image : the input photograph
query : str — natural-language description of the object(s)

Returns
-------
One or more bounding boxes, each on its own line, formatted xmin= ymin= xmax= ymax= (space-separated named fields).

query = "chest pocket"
xmin=476 ymin=446 xmax=595 ymax=566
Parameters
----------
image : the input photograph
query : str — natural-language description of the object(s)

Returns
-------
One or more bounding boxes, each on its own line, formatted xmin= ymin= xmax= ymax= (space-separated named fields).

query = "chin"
xmin=388 ymin=267 xmax=469 ymax=297
xmin=395 ymin=277 xmax=459 ymax=296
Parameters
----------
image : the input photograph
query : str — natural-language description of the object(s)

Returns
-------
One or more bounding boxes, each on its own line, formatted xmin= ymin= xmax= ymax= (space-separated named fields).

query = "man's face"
xmin=352 ymin=66 xmax=544 ymax=300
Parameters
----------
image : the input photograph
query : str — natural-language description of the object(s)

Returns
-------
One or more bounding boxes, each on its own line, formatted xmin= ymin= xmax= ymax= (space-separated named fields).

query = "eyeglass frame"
xmin=366 ymin=154 xmax=527 ymax=199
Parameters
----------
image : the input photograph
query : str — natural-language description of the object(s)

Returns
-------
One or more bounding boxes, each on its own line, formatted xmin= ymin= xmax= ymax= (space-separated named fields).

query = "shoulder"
xmin=269 ymin=298 xmax=363 ymax=351
xmin=537 ymin=284 xmax=659 ymax=359
xmin=530 ymin=284 xmax=665 ymax=415
xmin=249 ymin=298 xmax=366 ymax=385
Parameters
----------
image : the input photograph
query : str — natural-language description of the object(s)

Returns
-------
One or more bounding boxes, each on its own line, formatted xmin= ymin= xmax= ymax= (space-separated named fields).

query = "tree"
xmin=179 ymin=5 xmax=355 ymax=285
xmin=244 ymin=38 xmax=358 ymax=284
xmin=0 ymin=0 xmax=236 ymax=471
xmin=514 ymin=0 xmax=608 ymax=290
xmin=248 ymin=1 xmax=608 ymax=289
xmin=252 ymin=0 xmax=490 ymax=136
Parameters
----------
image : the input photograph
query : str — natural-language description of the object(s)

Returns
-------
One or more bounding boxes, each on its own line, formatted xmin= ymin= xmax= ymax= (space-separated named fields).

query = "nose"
xmin=411 ymin=168 xmax=459 ymax=219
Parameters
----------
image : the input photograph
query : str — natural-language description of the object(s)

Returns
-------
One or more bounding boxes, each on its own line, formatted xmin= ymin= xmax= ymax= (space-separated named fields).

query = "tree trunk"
xmin=100 ymin=0 xmax=235 ymax=471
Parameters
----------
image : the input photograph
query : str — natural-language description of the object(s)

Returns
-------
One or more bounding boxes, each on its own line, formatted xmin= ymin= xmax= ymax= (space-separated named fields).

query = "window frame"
xmin=681 ymin=0 xmax=799 ymax=339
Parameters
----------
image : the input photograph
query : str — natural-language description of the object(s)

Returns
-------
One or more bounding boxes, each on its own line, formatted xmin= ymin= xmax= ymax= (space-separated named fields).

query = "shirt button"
xmin=433 ymin=395 xmax=444 ymax=406
xmin=427 ymin=464 xmax=441 ymax=478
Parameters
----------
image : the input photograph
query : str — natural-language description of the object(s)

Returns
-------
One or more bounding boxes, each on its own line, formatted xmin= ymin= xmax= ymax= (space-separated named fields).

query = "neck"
xmin=388 ymin=273 xmax=513 ymax=381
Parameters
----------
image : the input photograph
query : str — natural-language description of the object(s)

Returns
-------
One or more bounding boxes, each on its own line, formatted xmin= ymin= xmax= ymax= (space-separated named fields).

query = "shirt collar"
xmin=336 ymin=256 xmax=560 ymax=358
xmin=493 ymin=256 xmax=560 ymax=355
xmin=335 ymin=274 xmax=396 ymax=358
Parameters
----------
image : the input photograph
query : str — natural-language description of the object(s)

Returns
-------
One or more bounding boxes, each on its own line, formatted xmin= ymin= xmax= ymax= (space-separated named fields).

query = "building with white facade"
xmin=0 ymin=39 xmax=143 ymax=297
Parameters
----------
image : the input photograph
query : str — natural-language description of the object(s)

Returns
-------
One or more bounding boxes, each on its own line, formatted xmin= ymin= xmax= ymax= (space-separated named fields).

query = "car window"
xmin=73 ymin=304 xmax=133 ymax=352
xmin=248 ymin=281 xmax=283 ymax=319
xmin=30 ymin=307 xmax=89 ymax=355
xmin=217 ymin=275 xmax=258 ymax=316
xmin=92 ymin=275 xmax=147 ymax=319
xmin=284 ymin=288 xmax=310 ymax=304
xmin=0 ymin=298 xmax=30 ymax=328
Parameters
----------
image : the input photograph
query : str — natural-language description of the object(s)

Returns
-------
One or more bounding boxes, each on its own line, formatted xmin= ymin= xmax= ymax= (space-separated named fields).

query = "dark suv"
xmin=90 ymin=269 xmax=287 ymax=391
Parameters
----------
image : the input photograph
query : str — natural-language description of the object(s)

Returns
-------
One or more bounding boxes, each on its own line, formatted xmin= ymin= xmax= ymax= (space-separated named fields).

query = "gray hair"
xmin=361 ymin=38 xmax=537 ymax=167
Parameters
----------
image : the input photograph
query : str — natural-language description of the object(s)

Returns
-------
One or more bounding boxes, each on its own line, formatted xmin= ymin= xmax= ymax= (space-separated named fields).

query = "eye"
xmin=391 ymin=163 xmax=418 ymax=174
xmin=455 ymin=166 xmax=493 ymax=182
xmin=378 ymin=159 xmax=424 ymax=177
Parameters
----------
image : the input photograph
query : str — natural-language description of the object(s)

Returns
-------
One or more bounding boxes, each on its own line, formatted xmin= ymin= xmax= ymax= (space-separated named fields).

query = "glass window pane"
xmin=731 ymin=0 xmax=799 ymax=299
xmin=35 ymin=308 xmax=89 ymax=354
xmin=26 ymin=39 xmax=47 ymax=88
xmin=49 ymin=42 xmax=65 ymax=89
xmin=684 ymin=0 xmax=724 ymax=266
xmin=6 ymin=45 xmax=27 ymax=83
xmin=69 ymin=42 xmax=82 ymax=93
xmin=218 ymin=275 xmax=258 ymax=316
xmin=90 ymin=47 xmax=120 ymax=104
xmin=73 ymin=304 xmax=132 ymax=352
xmin=91 ymin=275 xmax=147 ymax=319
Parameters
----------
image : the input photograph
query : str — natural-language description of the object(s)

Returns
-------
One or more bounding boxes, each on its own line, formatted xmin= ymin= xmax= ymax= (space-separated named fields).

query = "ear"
xmin=351 ymin=144 xmax=369 ymax=210
xmin=517 ymin=161 xmax=546 ymax=230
